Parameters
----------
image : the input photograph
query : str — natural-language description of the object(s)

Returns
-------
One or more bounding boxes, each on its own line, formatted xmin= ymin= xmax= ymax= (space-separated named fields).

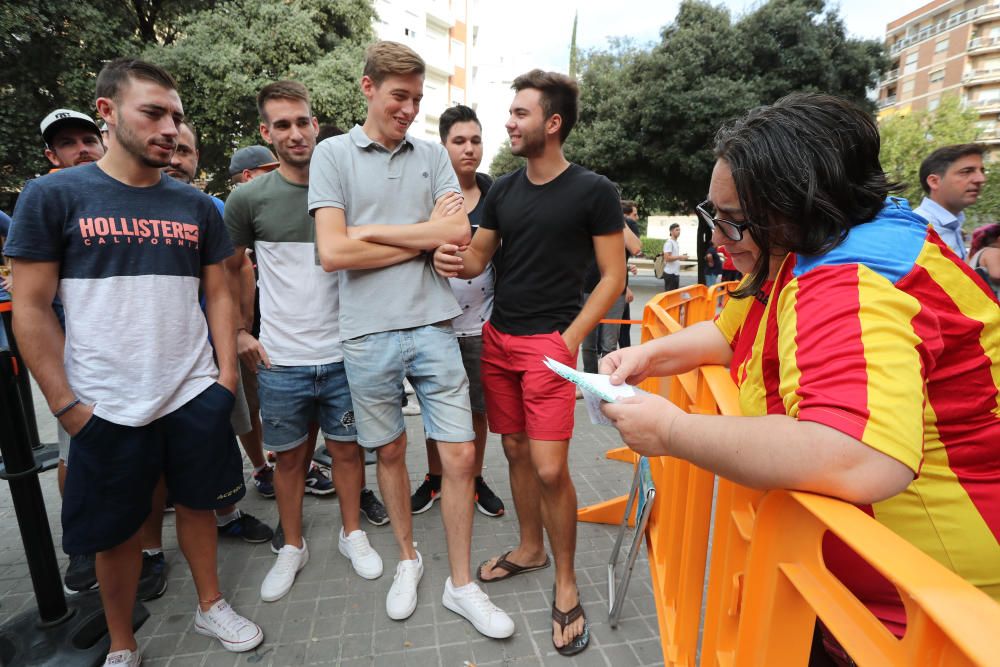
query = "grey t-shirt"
xmin=308 ymin=125 xmax=462 ymax=340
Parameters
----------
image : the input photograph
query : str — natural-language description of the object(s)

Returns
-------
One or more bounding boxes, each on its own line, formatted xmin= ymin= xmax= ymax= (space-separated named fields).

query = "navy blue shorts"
xmin=61 ymin=382 xmax=246 ymax=555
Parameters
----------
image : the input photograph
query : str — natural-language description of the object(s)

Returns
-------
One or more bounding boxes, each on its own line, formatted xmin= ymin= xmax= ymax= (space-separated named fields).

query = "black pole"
xmin=0 ymin=309 xmax=41 ymax=449
xmin=0 ymin=346 xmax=68 ymax=623
xmin=697 ymin=214 xmax=710 ymax=286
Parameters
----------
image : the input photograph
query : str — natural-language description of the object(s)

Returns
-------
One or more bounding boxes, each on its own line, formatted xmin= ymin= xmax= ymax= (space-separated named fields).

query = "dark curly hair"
xmin=713 ymin=93 xmax=900 ymax=298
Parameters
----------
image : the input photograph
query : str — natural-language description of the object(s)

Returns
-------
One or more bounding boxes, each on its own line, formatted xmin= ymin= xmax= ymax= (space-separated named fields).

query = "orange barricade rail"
xmin=624 ymin=285 xmax=1000 ymax=666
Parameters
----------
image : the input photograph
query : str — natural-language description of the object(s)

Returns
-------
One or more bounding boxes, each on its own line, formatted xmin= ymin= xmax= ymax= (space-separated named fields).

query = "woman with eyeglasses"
xmin=600 ymin=93 xmax=1000 ymax=660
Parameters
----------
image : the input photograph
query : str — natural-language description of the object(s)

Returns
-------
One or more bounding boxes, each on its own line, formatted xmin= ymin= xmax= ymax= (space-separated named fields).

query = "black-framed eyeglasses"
xmin=696 ymin=200 xmax=751 ymax=242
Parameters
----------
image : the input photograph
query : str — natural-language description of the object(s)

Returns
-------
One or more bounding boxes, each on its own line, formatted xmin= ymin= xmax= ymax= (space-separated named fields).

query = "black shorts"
xmin=61 ymin=382 xmax=246 ymax=555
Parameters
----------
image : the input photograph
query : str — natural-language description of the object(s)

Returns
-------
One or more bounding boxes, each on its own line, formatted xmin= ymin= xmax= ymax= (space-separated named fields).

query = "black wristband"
xmin=52 ymin=398 xmax=80 ymax=418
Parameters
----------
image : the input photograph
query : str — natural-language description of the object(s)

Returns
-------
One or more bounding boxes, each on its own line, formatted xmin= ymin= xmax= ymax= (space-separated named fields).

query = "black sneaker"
xmin=252 ymin=466 xmax=275 ymax=499
xmin=360 ymin=488 xmax=389 ymax=526
xmin=410 ymin=474 xmax=441 ymax=514
xmin=218 ymin=512 xmax=274 ymax=543
xmin=137 ymin=552 xmax=167 ymax=601
xmin=304 ymin=463 xmax=335 ymax=496
xmin=475 ymin=476 xmax=505 ymax=517
xmin=63 ymin=553 xmax=98 ymax=594
xmin=271 ymin=521 xmax=284 ymax=554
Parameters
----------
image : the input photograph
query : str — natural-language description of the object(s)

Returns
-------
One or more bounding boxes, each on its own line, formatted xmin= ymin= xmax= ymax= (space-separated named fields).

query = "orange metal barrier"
xmin=604 ymin=285 xmax=1000 ymax=666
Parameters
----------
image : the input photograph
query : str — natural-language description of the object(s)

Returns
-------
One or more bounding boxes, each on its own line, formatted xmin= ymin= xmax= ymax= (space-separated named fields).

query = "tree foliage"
xmin=878 ymin=95 xmax=999 ymax=226
xmin=566 ymin=0 xmax=887 ymax=212
xmin=0 ymin=0 xmax=373 ymax=199
xmin=488 ymin=139 xmax=525 ymax=178
xmin=146 ymin=0 xmax=374 ymax=193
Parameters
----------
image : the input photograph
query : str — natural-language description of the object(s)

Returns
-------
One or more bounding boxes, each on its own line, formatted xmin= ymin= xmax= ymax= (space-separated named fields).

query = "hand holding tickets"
xmin=542 ymin=356 xmax=636 ymax=426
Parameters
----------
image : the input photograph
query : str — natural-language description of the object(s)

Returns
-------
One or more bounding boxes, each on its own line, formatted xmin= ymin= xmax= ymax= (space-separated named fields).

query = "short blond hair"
xmin=363 ymin=41 xmax=425 ymax=85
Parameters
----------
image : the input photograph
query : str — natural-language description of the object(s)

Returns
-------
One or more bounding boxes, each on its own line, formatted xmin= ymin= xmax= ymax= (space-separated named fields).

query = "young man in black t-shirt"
xmin=433 ymin=70 xmax=625 ymax=656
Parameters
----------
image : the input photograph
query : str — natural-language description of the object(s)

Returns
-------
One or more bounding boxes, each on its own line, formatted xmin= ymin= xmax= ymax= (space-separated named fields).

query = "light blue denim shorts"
xmin=341 ymin=322 xmax=475 ymax=449
xmin=256 ymin=361 xmax=356 ymax=452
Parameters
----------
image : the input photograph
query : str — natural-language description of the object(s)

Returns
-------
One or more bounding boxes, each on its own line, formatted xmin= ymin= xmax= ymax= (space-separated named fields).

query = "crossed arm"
xmin=315 ymin=192 xmax=471 ymax=272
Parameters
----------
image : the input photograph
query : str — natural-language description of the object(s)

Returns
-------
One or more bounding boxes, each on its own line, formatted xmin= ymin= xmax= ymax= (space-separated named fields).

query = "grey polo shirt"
xmin=308 ymin=125 xmax=462 ymax=340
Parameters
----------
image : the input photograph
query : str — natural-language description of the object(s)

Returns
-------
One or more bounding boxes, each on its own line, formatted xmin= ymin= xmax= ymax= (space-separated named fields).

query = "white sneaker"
xmin=386 ymin=551 xmax=423 ymax=620
xmin=442 ymin=577 xmax=515 ymax=639
xmin=403 ymin=378 xmax=416 ymax=395
xmin=339 ymin=528 xmax=383 ymax=579
xmin=260 ymin=539 xmax=308 ymax=602
xmin=193 ymin=598 xmax=264 ymax=652
xmin=402 ymin=401 xmax=421 ymax=416
xmin=104 ymin=649 xmax=141 ymax=666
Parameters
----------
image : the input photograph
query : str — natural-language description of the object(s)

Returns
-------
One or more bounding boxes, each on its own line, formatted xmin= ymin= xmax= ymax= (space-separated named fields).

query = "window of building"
xmin=901 ymin=79 xmax=915 ymax=95
xmin=904 ymin=52 xmax=919 ymax=75
xmin=451 ymin=38 xmax=465 ymax=67
xmin=928 ymin=97 xmax=940 ymax=111
xmin=929 ymin=68 xmax=945 ymax=83
xmin=935 ymin=39 xmax=949 ymax=53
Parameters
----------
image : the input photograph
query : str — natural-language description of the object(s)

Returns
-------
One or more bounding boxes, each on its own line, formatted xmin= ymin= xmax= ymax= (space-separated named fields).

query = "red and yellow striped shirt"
xmin=715 ymin=199 xmax=1000 ymax=632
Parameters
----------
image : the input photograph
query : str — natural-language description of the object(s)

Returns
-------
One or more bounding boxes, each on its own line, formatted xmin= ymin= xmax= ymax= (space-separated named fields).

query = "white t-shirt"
xmin=662 ymin=238 xmax=681 ymax=275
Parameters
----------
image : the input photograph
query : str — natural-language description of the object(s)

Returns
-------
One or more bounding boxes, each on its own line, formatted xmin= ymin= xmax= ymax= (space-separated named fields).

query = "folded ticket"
xmin=542 ymin=356 xmax=636 ymax=426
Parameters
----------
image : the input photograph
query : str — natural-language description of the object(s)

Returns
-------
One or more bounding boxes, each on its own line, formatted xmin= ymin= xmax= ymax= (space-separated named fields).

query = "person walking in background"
xmin=913 ymin=144 xmax=987 ymax=260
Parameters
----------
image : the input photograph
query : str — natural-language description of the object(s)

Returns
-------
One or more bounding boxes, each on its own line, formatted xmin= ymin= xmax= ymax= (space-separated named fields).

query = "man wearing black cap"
xmin=229 ymin=145 xmax=279 ymax=186
xmin=40 ymin=108 xmax=105 ymax=170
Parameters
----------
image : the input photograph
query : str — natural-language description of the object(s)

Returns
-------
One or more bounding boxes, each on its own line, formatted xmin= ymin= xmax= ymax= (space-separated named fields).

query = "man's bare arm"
xmin=624 ymin=225 xmax=642 ymax=256
xmin=202 ymin=261 xmax=238 ymax=392
xmin=10 ymin=258 xmax=92 ymax=435
xmin=562 ymin=232 xmax=626 ymax=351
xmin=239 ymin=254 xmax=256 ymax=331
xmin=348 ymin=192 xmax=472 ymax=250
xmin=433 ymin=227 xmax=501 ymax=279
xmin=315 ymin=207 xmax=422 ymax=272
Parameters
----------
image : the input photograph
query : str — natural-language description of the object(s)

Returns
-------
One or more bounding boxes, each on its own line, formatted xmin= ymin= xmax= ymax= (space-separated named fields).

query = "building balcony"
xmin=971 ymin=1 xmax=1000 ymax=24
xmin=970 ymin=97 xmax=1000 ymax=113
xmin=880 ymin=68 xmax=900 ymax=85
xmin=889 ymin=4 xmax=999 ymax=55
xmin=977 ymin=127 xmax=1000 ymax=142
xmin=963 ymin=67 xmax=1000 ymax=84
xmin=969 ymin=36 xmax=1000 ymax=53
xmin=425 ymin=0 xmax=454 ymax=29
xmin=878 ymin=95 xmax=898 ymax=109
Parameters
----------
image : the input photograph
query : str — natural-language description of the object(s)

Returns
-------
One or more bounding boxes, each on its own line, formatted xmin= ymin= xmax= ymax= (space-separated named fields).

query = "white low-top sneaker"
xmin=386 ymin=551 xmax=423 ymax=620
xmin=442 ymin=577 xmax=515 ymax=639
xmin=260 ymin=539 xmax=308 ymax=602
xmin=339 ymin=528 xmax=383 ymax=579
xmin=193 ymin=598 xmax=264 ymax=652
xmin=103 ymin=649 xmax=141 ymax=666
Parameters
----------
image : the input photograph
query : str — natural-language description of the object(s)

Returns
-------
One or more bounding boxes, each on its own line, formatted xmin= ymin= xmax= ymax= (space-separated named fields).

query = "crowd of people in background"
xmin=0 ymin=37 xmax=996 ymax=667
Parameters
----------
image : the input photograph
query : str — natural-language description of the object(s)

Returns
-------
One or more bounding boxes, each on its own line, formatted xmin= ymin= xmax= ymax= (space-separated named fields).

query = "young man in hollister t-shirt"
xmin=6 ymin=58 xmax=262 ymax=666
xmin=433 ymin=69 xmax=625 ymax=656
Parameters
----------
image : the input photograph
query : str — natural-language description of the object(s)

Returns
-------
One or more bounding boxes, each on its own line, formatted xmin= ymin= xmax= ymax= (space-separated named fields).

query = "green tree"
xmin=878 ymin=95 xmax=999 ymax=226
xmin=1 ymin=0 xmax=138 ymax=197
xmin=488 ymin=139 xmax=525 ymax=178
xmin=146 ymin=0 xmax=374 ymax=193
xmin=569 ymin=11 xmax=579 ymax=79
xmin=0 ymin=0 xmax=373 ymax=200
xmin=565 ymin=0 xmax=887 ymax=213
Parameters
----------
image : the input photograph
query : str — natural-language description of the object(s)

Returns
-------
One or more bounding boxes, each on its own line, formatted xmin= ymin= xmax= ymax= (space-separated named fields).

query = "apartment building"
xmin=878 ymin=0 xmax=1000 ymax=144
xmin=372 ymin=0 xmax=479 ymax=141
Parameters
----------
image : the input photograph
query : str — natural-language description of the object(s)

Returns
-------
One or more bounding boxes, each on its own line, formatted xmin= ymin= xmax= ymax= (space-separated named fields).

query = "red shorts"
xmin=481 ymin=321 xmax=576 ymax=441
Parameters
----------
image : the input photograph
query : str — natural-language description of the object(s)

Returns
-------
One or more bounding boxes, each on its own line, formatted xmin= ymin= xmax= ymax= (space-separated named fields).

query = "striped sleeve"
xmin=714 ymin=285 xmax=754 ymax=346
xmin=775 ymin=264 xmax=929 ymax=472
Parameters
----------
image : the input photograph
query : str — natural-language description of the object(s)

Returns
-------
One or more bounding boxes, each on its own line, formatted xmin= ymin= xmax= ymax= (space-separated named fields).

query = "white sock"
xmin=253 ymin=464 xmax=267 ymax=474
xmin=142 ymin=548 xmax=162 ymax=557
xmin=215 ymin=509 xmax=241 ymax=527
xmin=449 ymin=579 xmax=477 ymax=594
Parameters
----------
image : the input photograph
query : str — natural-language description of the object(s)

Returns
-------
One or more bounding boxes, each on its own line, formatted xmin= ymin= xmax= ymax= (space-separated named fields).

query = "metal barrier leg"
xmin=608 ymin=458 xmax=657 ymax=629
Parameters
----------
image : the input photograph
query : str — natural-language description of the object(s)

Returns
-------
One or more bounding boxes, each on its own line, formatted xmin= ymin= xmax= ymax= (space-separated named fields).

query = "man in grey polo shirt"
xmin=310 ymin=41 xmax=513 ymax=639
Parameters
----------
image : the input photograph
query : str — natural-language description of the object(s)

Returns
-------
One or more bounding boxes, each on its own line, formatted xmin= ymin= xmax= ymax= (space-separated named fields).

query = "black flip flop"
xmin=551 ymin=585 xmax=590 ymax=656
xmin=476 ymin=550 xmax=551 ymax=583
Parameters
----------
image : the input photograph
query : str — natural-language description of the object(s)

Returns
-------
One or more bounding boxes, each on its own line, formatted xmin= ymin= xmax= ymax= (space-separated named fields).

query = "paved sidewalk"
xmin=0 ymin=398 xmax=663 ymax=666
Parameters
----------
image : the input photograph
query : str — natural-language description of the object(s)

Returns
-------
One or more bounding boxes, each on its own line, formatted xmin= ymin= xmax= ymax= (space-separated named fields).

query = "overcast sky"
xmin=477 ymin=0 xmax=914 ymax=72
